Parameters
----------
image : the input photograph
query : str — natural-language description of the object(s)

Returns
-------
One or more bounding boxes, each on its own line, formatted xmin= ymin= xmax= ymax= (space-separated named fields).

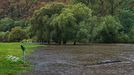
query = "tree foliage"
xmin=31 ymin=3 xmax=65 ymax=43
xmin=0 ymin=18 xmax=14 ymax=32
xmin=73 ymin=0 xmax=134 ymax=16
xmin=98 ymin=16 xmax=122 ymax=43
xmin=119 ymin=9 xmax=134 ymax=33
xmin=0 ymin=0 xmax=134 ymax=44
xmin=8 ymin=27 xmax=28 ymax=42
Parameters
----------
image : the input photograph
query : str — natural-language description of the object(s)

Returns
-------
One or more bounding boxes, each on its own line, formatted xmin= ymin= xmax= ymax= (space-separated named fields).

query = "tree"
xmin=0 ymin=18 xmax=14 ymax=32
xmin=73 ymin=0 xmax=133 ymax=16
xmin=129 ymin=26 xmax=134 ymax=43
xmin=0 ymin=32 xmax=5 ymax=42
xmin=51 ymin=8 xmax=77 ymax=44
xmin=0 ymin=0 xmax=38 ymax=19
xmin=14 ymin=20 xmax=28 ymax=28
xmin=98 ymin=16 xmax=122 ymax=43
xmin=8 ymin=27 xmax=28 ymax=42
xmin=117 ymin=32 xmax=130 ymax=43
xmin=118 ymin=9 xmax=134 ymax=33
xmin=31 ymin=3 xmax=92 ymax=44
xmin=30 ymin=1 xmax=133 ymax=44
xmin=70 ymin=3 xmax=92 ymax=44
xmin=51 ymin=3 xmax=92 ymax=44
xmin=31 ymin=3 xmax=65 ymax=44
xmin=77 ymin=16 xmax=99 ymax=43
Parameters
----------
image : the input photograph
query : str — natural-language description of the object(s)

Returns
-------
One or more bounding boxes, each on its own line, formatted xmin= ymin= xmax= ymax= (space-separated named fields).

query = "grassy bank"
xmin=0 ymin=42 xmax=41 ymax=74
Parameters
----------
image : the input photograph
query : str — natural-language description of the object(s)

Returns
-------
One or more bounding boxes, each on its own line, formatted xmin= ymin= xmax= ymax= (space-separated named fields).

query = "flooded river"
xmin=19 ymin=44 xmax=134 ymax=75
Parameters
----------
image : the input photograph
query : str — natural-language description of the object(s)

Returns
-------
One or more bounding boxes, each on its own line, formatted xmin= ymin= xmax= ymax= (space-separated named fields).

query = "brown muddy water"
xmin=18 ymin=44 xmax=134 ymax=75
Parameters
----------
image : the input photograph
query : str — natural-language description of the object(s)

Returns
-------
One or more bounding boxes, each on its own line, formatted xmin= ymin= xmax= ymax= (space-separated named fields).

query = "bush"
xmin=8 ymin=27 xmax=28 ymax=42
xmin=14 ymin=20 xmax=27 ymax=28
xmin=0 ymin=32 xmax=5 ymax=42
xmin=117 ymin=32 xmax=130 ymax=43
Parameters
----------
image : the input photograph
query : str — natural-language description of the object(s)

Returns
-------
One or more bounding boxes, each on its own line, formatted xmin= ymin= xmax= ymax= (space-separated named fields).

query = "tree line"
xmin=0 ymin=0 xmax=133 ymax=44
xmin=30 ymin=2 xmax=134 ymax=44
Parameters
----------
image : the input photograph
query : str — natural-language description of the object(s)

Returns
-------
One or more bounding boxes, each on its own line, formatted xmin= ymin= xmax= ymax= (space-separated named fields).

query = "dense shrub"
xmin=0 ymin=32 xmax=5 ymax=42
xmin=8 ymin=27 xmax=28 ymax=42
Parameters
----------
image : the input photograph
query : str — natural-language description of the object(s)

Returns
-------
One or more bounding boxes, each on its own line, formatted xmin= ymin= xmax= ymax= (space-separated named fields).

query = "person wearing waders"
xmin=21 ymin=44 xmax=26 ymax=63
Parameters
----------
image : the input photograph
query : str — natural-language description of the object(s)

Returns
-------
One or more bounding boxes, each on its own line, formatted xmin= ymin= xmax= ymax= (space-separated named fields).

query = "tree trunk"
xmin=63 ymin=41 xmax=67 ymax=45
xmin=58 ymin=40 xmax=61 ymax=45
xmin=73 ymin=41 xmax=76 ymax=45
xmin=48 ymin=40 xmax=50 ymax=45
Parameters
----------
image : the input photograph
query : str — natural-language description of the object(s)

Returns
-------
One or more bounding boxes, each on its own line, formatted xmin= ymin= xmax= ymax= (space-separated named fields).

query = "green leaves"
xmin=98 ymin=16 xmax=122 ymax=43
xmin=73 ymin=0 xmax=133 ymax=16
xmin=30 ymin=2 xmax=133 ymax=44
xmin=119 ymin=9 xmax=134 ymax=33
xmin=0 ymin=18 xmax=14 ymax=32
xmin=31 ymin=3 xmax=93 ymax=44
xmin=51 ymin=3 xmax=93 ymax=44
xmin=8 ymin=27 xmax=28 ymax=42
xmin=32 ymin=0 xmax=38 ymax=3
xmin=31 ymin=3 xmax=65 ymax=43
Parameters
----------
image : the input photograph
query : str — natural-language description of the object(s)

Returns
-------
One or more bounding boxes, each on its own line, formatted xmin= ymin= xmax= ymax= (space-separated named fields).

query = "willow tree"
xmin=98 ymin=16 xmax=122 ymax=43
xmin=70 ymin=3 xmax=92 ymax=44
xmin=51 ymin=7 xmax=77 ymax=44
xmin=52 ymin=3 xmax=92 ymax=44
xmin=31 ymin=3 xmax=94 ymax=44
xmin=30 ymin=3 xmax=64 ymax=44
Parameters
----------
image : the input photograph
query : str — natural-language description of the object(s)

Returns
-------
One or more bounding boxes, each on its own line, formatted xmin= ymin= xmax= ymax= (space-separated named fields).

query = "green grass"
xmin=0 ymin=42 xmax=41 ymax=74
